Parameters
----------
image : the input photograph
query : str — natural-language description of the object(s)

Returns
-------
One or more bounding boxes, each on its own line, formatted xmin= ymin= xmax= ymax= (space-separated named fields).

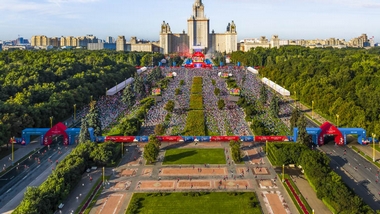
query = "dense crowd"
xmin=74 ymin=66 xmax=293 ymax=137
xmin=231 ymin=68 xmax=292 ymax=135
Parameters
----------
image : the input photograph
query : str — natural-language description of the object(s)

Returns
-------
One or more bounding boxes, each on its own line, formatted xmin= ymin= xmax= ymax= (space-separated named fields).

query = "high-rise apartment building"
xmin=116 ymin=36 xmax=126 ymax=51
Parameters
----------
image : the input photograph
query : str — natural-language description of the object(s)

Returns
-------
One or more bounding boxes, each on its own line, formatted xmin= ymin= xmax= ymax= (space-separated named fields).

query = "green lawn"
xmin=163 ymin=148 xmax=225 ymax=165
xmin=126 ymin=192 xmax=261 ymax=214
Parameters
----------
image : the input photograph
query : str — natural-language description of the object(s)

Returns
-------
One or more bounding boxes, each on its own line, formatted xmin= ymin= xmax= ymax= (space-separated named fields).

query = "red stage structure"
xmin=184 ymin=52 xmax=212 ymax=68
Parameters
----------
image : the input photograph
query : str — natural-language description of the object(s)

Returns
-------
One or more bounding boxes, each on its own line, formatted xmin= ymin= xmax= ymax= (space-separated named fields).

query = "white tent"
xmin=261 ymin=77 xmax=290 ymax=96
xmin=137 ymin=67 xmax=148 ymax=75
xmin=106 ymin=77 xmax=134 ymax=96
xmin=247 ymin=67 xmax=258 ymax=74
xmin=106 ymin=67 xmax=148 ymax=96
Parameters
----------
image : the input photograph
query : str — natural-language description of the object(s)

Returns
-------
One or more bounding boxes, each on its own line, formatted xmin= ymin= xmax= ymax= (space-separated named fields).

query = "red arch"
xmin=318 ymin=122 xmax=344 ymax=145
xmin=43 ymin=122 xmax=69 ymax=145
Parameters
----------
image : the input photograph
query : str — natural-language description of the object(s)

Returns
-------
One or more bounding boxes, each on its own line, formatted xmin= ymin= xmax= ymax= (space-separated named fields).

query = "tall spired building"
xmin=159 ymin=0 xmax=237 ymax=54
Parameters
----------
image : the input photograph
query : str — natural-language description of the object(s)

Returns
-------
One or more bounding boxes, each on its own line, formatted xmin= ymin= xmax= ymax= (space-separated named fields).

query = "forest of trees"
xmin=231 ymin=46 xmax=380 ymax=136
xmin=0 ymin=50 xmax=165 ymax=147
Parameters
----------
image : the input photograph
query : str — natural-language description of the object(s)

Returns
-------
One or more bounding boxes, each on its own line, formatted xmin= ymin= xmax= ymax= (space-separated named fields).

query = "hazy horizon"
xmin=0 ymin=0 xmax=379 ymax=42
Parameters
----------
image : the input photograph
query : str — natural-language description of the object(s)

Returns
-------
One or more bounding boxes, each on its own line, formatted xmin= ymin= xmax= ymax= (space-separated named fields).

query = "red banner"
xmin=254 ymin=136 xmax=288 ymax=142
xmin=105 ymin=136 xmax=135 ymax=142
xmin=158 ymin=136 xmax=183 ymax=142
xmin=210 ymin=136 xmax=240 ymax=142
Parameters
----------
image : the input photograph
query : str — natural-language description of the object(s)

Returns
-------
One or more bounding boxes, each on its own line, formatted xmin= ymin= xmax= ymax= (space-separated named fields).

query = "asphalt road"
xmin=0 ymin=146 xmax=73 ymax=213
xmin=319 ymin=143 xmax=380 ymax=210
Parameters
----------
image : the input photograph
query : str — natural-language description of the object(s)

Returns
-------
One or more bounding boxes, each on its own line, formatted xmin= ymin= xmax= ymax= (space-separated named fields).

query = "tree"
xmin=214 ymin=88 xmax=220 ymax=96
xmin=290 ymin=107 xmax=301 ymax=131
xmin=86 ymin=101 xmax=102 ymax=136
xmin=296 ymin=114 xmax=310 ymax=146
xmin=154 ymin=124 xmax=165 ymax=135
xmin=79 ymin=118 xmax=90 ymax=143
xmin=217 ymin=99 xmax=225 ymax=110
xmin=122 ymin=84 xmax=135 ymax=108
xmin=143 ymin=135 xmax=161 ymax=163
xmin=164 ymin=100 xmax=175 ymax=112
xmin=270 ymin=95 xmax=280 ymax=117
xmin=144 ymin=142 xmax=159 ymax=163
xmin=259 ymin=84 xmax=267 ymax=104
xmin=133 ymin=73 xmax=144 ymax=98
xmin=229 ymin=140 xmax=242 ymax=162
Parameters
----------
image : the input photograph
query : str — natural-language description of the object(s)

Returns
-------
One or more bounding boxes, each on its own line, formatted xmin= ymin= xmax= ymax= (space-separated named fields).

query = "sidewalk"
xmin=59 ymin=169 xmax=104 ymax=214
xmin=291 ymin=175 xmax=331 ymax=214
xmin=288 ymin=98 xmax=329 ymax=126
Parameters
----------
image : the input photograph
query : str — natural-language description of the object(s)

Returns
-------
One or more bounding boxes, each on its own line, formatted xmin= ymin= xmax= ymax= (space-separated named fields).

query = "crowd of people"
xmin=231 ymin=68 xmax=292 ymax=135
xmin=73 ymin=65 xmax=294 ymax=137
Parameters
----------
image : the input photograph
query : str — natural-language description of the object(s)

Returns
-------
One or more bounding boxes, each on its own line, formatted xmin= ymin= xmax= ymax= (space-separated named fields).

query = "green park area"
xmin=163 ymin=148 xmax=225 ymax=165
xmin=126 ymin=192 xmax=261 ymax=214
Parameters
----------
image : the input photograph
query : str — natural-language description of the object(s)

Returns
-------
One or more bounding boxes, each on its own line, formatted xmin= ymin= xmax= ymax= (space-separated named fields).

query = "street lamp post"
xmin=12 ymin=136 xmax=14 ymax=165
xmin=106 ymin=88 xmax=108 ymax=96
xmin=73 ymin=104 xmax=76 ymax=121
xmin=266 ymin=140 xmax=268 ymax=155
xmin=312 ymin=100 xmax=314 ymax=119
xmin=282 ymin=164 xmax=285 ymax=182
xmin=294 ymin=91 xmax=297 ymax=108
xmin=336 ymin=114 xmax=339 ymax=127
xmin=90 ymin=95 xmax=93 ymax=102
xmin=373 ymin=133 xmax=376 ymax=162
xmin=103 ymin=166 xmax=105 ymax=185
xmin=50 ymin=116 xmax=53 ymax=128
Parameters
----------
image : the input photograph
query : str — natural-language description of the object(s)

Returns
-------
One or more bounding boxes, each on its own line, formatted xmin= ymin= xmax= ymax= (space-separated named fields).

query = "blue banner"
xmin=182 ymin=136 xmax=194 ymax=142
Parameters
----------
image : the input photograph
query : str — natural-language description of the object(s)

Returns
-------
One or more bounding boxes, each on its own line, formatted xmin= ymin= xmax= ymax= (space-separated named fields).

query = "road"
xmin=319 ymin=143 xmax=380 ymax=210
xmin=299 ymin=109 xmax=380 ymax=210
xmin=0 ymin=146 xmax=73 ymax=213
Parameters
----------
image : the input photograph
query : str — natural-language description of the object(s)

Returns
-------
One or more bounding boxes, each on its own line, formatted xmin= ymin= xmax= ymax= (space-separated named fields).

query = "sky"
xmin=0 ymin=0 xmax=379 ymax=42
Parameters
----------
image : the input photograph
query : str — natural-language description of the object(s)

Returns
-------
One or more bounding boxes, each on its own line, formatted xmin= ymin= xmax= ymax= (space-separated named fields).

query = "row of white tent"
xmin=106 ymin=67 xmax=147 ymax=96
xmin=247 ymin=66 xmax=290 ymax=96
xmin=261 ymin=77 xmax=290 ymax=96
xmin=247 ymin=67 xmax=258 ymax=74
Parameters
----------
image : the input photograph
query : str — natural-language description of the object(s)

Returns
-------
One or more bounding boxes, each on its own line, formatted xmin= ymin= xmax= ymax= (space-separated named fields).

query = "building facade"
xmin=159 ymin=0 xmax=237 ymax=54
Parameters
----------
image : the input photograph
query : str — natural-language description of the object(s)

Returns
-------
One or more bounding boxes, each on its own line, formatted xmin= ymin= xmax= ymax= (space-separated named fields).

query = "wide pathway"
xmin=291 ymin=175 xmax=331 ymax=214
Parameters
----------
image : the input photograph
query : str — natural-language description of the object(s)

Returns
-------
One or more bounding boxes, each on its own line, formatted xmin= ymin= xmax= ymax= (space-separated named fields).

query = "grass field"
xmin=126 ymin=192 xmax=261 ymax=214
xmin=163 ymin=148 xmax=225 ymax=165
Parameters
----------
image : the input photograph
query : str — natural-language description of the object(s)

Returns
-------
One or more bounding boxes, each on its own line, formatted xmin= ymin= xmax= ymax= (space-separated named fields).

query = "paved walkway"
xmin=85 ymin=142 xmax=299 ymax=214
xmin=291 ymin=175 xmax=331 ymax=214
xmin=59 ymin=169 xmax=104 ymax=214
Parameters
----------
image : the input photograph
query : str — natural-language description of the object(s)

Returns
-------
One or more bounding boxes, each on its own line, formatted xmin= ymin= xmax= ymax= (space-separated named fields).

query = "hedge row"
xmin=189 ymin=94 xmax=203 ymax=110
xmin=184 ymin=110 xmax=206 ymax=136
xmin=14 ymin=142 xmax=120 ymax=214
xmin=191 ymin=76 xmax=203 ymax=94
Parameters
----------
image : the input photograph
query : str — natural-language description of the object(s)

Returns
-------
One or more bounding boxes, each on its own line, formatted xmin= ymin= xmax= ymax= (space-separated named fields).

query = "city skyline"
xmin=0 ymin=0 xmax=379 ymax=42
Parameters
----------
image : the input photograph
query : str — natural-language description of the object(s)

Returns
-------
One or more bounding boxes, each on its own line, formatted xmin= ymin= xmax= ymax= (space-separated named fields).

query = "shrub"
xmin=164 ymin=100 xmax=175 ymax=112
xmin=214 ymin=88 xmax=220 ymax=96
xmin=175 ymin=88 xmax=181 ymax=95
xmin=217 ymin=99 xmax=225 ymax=110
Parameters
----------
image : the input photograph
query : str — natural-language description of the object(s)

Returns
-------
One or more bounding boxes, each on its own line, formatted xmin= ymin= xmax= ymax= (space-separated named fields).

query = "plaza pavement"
xmin=85 ymin=142 xmax=299 ymax=214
